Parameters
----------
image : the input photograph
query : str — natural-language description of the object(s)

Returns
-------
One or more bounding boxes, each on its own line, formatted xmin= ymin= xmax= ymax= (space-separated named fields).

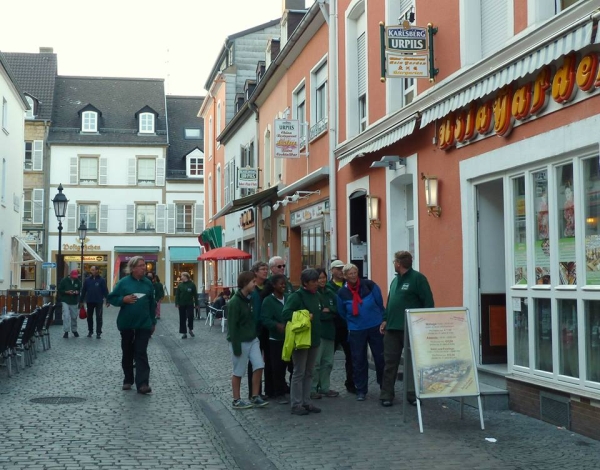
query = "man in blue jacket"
xmin=80 ymin=266 xmax=109 ymax=339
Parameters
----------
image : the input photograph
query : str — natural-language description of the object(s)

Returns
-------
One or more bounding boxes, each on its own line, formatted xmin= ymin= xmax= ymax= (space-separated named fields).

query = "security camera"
xmin=281 ymin=198 xmax=289 ymax=207
xmin=291 ymin=193 xmax=299 ymax=202
xmin=273 ymin=202 xmax=280 ymax=210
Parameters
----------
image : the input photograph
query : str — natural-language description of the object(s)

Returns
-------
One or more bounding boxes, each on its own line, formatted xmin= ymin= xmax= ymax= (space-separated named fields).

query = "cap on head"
xmin=330 ymin=260 xmax=345 ymax=269
xmin=70 ymin=269 xmax=79 ymax=278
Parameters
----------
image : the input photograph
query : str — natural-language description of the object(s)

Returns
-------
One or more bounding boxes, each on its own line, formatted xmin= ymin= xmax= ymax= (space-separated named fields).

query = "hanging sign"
xmin=237 ymin=168 xmax=258 ymax=189
xmin=385 ymin=26 xmax=428 ymax=53
xmin=386 ymin=54 xmax=429 ymax=78
xmin=274 ymin=119 xmax=300 ymax=159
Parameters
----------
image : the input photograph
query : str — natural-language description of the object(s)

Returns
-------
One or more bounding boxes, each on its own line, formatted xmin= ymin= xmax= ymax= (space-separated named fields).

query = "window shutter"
xmin=156 ymin=204 xmax=166 ymax=233
xmin=229 ymin=161 xmax=236 ymax=202
xmin=167 ymin=203 xmax=175 ymax=234
xmin=32 ymin=189 xmax=44 ymax=224
xmin=98 ymin=204 xmax=109 ymax=233
xmin=127 ymin=158 xmax=137 ymax=185
xmin=99 ymin=157 xmax=108 ymax=185
xmin=156 ymin=158 xmax=165 ymax=186
xmin=400 ymin=0 xmax=413 ymax=16
xmin=194 ymin=203 xmax=204 ymax=234
xmin=69 ymin=157 xmax=78 ymax=184
xmin=32 ymin=140 xmax=43 ymax=171
xmin=481 ymin=0 xmax=509 ymax=57
xmin=315 ymin=62 xmax=327 ymax=85
xmin=357 ymin=32 xmax=367 ymax=97
xmin=224 ymin=162 xmax=229 ymax=205
xmin=66 ymin=204 xmax=76 ymax=232
xmin=126 ymin=204 xmax=135 ymax=233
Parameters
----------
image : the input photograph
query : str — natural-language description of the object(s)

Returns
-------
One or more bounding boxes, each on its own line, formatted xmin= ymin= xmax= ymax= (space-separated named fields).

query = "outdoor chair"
xmin=16 ymin=309 xmax=40 ymax=368
xmin=6 ymin=314 xmax=26 ymax=375
xmin=0 ymin=316 xmax=16 ymax=376
xmin=32 ymin=304 xmax=50 ymax=356
xmin=41 ymin=304 xmax=57 ymax=350
xmin=206 ymin=304 xmax=227 ymax=332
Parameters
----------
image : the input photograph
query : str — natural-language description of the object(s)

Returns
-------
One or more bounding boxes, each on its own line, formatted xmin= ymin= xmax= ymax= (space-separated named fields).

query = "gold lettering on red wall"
xmin=455 ymin=104 xmax=477 ymax=144
xmin=493 ymin=86 xmax=514 ymax=136
xmin=476 ymin=102 xmax=493 ymax=135
xmin=512 ymin=83 xmax=531 ymax=121
xmin=530 ymin=66 xmax=551 ymax=115
xmin=551 ymin=53 xmax=577 ymax=103
xmin=438 ymin=113 xmax=456 ymax=150
xmin=576 ymin=53 xmax=599 ymax=92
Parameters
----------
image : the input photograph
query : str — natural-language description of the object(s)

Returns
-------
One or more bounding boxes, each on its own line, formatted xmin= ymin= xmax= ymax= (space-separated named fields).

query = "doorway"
xmin=349 ymin=190 xmax=368 ymax=278
xmin=477 ymin=179 xmax=507 ymax=364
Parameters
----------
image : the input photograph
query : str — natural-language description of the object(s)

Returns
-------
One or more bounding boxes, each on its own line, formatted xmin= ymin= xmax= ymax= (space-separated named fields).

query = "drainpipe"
xmin=249 ymin=102 xmax=261 ymax=261
xmin=326 ymin=0 xmax=338 ymax=259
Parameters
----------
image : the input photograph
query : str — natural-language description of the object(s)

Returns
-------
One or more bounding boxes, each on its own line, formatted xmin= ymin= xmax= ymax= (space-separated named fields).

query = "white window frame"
xmin=186 ymin=149 xmax=204 ymax=178
xmin=345 ymin=1 xmax=367 ymax=138
xmin=310 ymin=55 xmax=328 ymax=141
xmin=136 ymin=204 xmax=156 ymax=231
xmin=1 ymin=157 xmax=6 ymax=205
xmin=137 ymin=158 xmax=156 ymax=185
xmin=216 ymin=164 xmax=222 ymax=211
xmin=82 ymin=111 xmax=98 ymax=132
xmin=79 ymin=204 xmax=99 ymax=232
xmin=79 ymin=156 xmax=99 ymax=185
xmin=23 ymin=189 xmax=32 ymax=222
xmin=208 ymin=117 xmax=213 ymax=160
xmin=139 ymin=112 xmax=155 ymax=133
xmin=185 ymin=128 xmax=202 ymax=139
xmin=24 ymin=142 xmax=32 ymax=170
xmin=208 ymin=174 xmax=213 ymax=219
xmin=216 ymin=101 xmax=222 ymax=136
xmin=292 ymin=81 xmax=306 ymax=147
xmin=2 ymin=97 xmax=8 ymax=133
xmin=25 ymin=96 xmax=35 ymax=119
xmin=176 ymin=203 xmax=193 ymax=233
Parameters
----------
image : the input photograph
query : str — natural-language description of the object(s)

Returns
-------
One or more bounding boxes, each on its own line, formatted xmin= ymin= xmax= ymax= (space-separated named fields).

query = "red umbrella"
xmin=197 ymin=246 xmax=252 ymax=261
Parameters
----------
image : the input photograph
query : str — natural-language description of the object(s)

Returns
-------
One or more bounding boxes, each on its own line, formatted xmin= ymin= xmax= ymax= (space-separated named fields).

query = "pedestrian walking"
xmin=80 ymin=265 xmax=109 ymax=338
xmin=107 ymin=256 xmax=156 ymax=394
xmin=380 ymin=251 xmax=434 ymax=407
xmin=148 ymin=273 xmax=165 ymax=319
xmin=175 ymin=272 xmax=197 ymax=339
xmin=336 ymin=263 xmax=385 ymax=401
xmin=311 ymin=268 xmax=339 ymax=399
xmin=58 ymin=269 xmax=82 ymax=338
xmin=282 ymin=268 xmax=322 ymax=416
xmin=228 ymin=271 xmax=268 ymax=410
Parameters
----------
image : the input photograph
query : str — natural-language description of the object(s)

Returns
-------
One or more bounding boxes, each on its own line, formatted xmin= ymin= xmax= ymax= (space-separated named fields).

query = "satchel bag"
xmin=79 ymin=306 xmax=87 ymax=319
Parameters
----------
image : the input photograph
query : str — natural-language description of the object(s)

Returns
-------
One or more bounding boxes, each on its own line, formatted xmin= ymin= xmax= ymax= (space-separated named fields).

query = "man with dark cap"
xmin=59 ymin=269 xmax=82 ymax=338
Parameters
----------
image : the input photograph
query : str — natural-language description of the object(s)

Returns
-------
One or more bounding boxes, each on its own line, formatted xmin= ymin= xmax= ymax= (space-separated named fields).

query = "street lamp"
xmin=52 ymin=183 xmax=68 ymax=324
xmin=78 ymin=219 xmax=87 ymax=278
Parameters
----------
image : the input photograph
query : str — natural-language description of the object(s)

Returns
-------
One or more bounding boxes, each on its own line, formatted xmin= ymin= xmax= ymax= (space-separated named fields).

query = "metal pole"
xmin=80 ymin=238 xmax=84 ymax=278
xmin=54 ymin=220 xmax=64 ymax=324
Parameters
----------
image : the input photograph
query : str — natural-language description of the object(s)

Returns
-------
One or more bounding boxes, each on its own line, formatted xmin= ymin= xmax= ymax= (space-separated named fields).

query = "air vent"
xmin=540 ymin=391 xmax=570 ymax=428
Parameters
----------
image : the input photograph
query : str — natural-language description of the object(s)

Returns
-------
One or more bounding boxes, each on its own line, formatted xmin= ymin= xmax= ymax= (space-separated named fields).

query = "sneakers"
xmin=87 ymin=332 xmax=93 ymax=338
xmin=303 ymin=404 xmax=321 ymax=413
xmin=122 ymin=384 xmax=132 ymax=391
xmin=381 ymin=399 xmax=393 ymax=407
xmin=291 ymin=406 xmax=309 ymax=416
xmin=250 ymin=395 xmax=269 ymax=407
xmin=310 ymin=392 xmax=323 ymax=399
xmin=323 ymin=390 xmax=340 ymax=398
xmin=232 ymin=399 xmax=253 ymax=410
xmin=96 ymin=334 xmax=101 ymax=339
xmin=182 ymin=334 xmax=187 ymax=339
xmin=73 ymin=332 xmax=79 ymax=338
xmin=137 ymin=384 xmax=152 ymax=395
xmin=356 ymin=393 xmax=366 ymax=401
xmin=189 ymin=330 xmax=195 ymax=337
xmin=63 ymin=332 xmax=68 ymax=338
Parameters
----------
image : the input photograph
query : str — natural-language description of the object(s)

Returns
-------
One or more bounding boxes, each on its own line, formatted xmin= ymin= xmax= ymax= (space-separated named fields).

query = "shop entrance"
xmin=172 ymin=263 xmax=198 ymax=295
xmin=349 ymin=190 xmax=368 ymax=278
xmin=477 ymin=179 xmax=507 ymax=364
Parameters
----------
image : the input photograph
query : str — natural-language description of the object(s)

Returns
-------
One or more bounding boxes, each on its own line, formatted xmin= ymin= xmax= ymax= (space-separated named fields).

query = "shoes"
xmin=63 ymin=332 xmax=68 ymax=338
xmin=137 ymin=384 xmax=152 ymax=394
xmin=182 ymin=334 xmax=187 ymax=339
xmin=250 ymin=395 xmax=269 ymax=407
xmin=277 ymin=395 xmax=289 ymax=405
xmin=189 ymin=330 xmax=195 ymax=337
xmin=323 ymin=390 xmax=340 ymax=398
xmin=73 ymin=332 xmax=79 ymax=338
xmin=291 ymin=406 xmax=309 ymax=416
xmin=232 ymin=399 xmax=253 ymax=410
xmin=96 ymin=334 xmax=101 ymax=339
xmin=407 ymin=398 xmax=418 ymax=406
xmin=122 ymin=384 xmax=132 ymax=391
xmin=346 ymin=384 xmax=357 ymax=394
xmin=87 ymin=332 xmax=93 ymax=338
xmin=356 ymin=393 xmax=366 ymax=401
xmin=381 ymin=399 xmax=393 ymax=407
xmin=303 ymin=404 xmax=321 ymax=413
xmin=310 ymin=392 xmax=323 ymax=399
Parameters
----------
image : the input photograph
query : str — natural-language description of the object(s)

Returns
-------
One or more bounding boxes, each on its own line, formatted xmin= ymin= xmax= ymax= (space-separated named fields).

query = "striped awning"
xmin=419 ymin=20 xmax=593 ymax=128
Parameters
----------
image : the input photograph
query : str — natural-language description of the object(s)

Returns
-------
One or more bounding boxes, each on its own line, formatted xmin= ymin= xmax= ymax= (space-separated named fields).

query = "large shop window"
xmin=301 ymin=224 xmax=324 ymax=269
xmin=509 ymin=153 xmax=600 ymax=388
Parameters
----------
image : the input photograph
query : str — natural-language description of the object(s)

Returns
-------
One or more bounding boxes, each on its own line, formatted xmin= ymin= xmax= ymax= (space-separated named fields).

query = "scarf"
xmin=347 ymin=279 xmax=362 ymax=316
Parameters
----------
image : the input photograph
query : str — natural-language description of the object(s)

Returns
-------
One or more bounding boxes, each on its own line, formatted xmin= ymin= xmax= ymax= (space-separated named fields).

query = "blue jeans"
xmin=348 ymin=325 xmax=384 ymax=395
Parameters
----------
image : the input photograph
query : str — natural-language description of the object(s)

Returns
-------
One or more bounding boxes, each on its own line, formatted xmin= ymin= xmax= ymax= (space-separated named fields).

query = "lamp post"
xmin=78 ymin=219 xmax=87 ymax=279
xmin=52 ymin=183 xmax=68 ymax=324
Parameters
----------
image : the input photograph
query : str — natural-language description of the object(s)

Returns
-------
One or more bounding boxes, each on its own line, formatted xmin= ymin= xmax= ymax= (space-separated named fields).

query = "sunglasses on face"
xmin=277 ymin=264 xmax=286 ymax=268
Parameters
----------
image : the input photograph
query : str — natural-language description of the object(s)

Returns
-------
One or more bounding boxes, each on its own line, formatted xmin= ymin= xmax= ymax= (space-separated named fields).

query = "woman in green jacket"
xmin=311 ymin=268 xmax=339 ymax=399
xmin=175 ymin=272 xmax=197 ymax=339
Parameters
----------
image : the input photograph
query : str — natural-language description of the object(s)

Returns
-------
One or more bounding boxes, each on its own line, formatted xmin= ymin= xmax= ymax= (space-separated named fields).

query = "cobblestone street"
xmin=2 ymin=303 xmax=600 ymax=470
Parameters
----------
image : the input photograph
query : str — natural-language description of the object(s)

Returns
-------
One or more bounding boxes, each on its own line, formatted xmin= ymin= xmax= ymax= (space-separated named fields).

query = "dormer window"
xmin=25 ymin=96 xmax=36 ymax=119
xmin=139 ymin=112 xmax=155 ymax=133
xmin=82 ymin=111 xmax=97 ymax=132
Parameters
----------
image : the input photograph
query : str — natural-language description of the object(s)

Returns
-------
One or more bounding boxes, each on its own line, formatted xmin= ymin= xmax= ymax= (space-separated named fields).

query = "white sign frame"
xmin=386 ymin=53 xmax=429 ymax=79
xmin=237 ymin=168 xmax=258 ymax=189
xmin=274 ymin=119 xmax=301 ymax=159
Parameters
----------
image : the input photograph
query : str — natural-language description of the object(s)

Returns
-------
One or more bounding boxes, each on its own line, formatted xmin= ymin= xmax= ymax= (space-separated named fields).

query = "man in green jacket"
xmin=58 ymin=269 xmax=82 ymax=338
xmin=379 ymin=251 xmax=434 ymax=407
xmin=107 ymin=256 xmax=156 ymax=394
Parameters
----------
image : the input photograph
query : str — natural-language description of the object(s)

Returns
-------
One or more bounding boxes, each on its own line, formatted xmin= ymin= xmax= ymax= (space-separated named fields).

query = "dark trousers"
xmin=247 ymin=327 xmax=273 ymax=398
xmin=86 ymin=302 xmax=103 ymax=335
xmin=120 ymin=329 xmax=151 ymax=389
xmin=348 ymin=325 xmax=385 ymax=395
xmin=380 ymin=329 xmax=404 ymax=401
xmin=269 ymin=339 xmax=294 ymax=397
xmin=334 ymin=318 xmax=354 ymax=389
xmin=178 ymin=305 xmax=194 ymax=334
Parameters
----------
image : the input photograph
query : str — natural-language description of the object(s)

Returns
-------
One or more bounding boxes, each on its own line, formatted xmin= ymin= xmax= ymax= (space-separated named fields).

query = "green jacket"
xmin=251 ymin=284 xmax=266 ymax=333
xmin=282 ymin=288 xmax=321 ymax=348
xmin=107 ymin=275 xmax=156 ymax=331
xmin=326 ymin=279 xmax=343 ymax=293
xmin=384 ymin=268 xmax=434 ymax=330
xmin=261 ymin=293 xmax=287 ymax=341
xmin=318 ymin=287 xmax=337 ymax=340
xmin=58 ymin=277 xmax=81 ymax=305
xmin=227 ymin=291 xmax=257 ymax=356
xmin=153 ymin=282 xmax=165 ymax=302
xmin=175 ymin=281 xmax=197 ymax=306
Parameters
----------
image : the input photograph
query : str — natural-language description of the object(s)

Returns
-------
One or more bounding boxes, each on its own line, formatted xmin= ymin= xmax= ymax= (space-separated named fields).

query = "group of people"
xmin=226 ymin=251 xmax=434 ymax=415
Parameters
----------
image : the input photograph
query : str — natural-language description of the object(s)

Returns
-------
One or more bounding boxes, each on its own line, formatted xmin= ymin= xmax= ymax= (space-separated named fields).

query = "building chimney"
xmin=39 ymin=47 xmax=54 ymax=53
xmin=282 ymin=0 xmax=305 ymax=10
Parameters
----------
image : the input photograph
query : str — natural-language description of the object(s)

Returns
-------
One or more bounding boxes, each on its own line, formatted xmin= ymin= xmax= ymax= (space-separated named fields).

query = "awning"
xmin=114 ymin=246 xmax=160 ymax=253
xmin=419 ymin=20 xmax=593 ymax=129
xmin=169 ymin=246 xmax=201 ymax=262
xmin=13 ymin=236 xmax=43 ymax=262
xmin=199 ymin=226 xmax=223 ymax=249
xmin=338 ymin=118 xmax=417 ymax=169
xmin=278 ymin=166 xmax=329 ymax=197
xmin=212 ymin=186 xmax=279 ymax=219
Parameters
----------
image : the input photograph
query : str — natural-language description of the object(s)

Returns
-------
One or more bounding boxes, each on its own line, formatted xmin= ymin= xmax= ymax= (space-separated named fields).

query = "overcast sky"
xmin=1 ymin=0 xmax=311 ymax=96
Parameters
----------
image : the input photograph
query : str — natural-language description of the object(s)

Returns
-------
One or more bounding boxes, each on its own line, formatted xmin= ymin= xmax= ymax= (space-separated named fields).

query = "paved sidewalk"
xmin=2 ymin=302 xmax=600 ymax=470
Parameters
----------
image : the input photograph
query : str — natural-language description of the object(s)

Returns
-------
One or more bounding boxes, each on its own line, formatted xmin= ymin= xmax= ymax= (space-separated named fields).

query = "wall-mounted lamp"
xmin=370 ymin=155 xmax=406 ymax=171
xmin=272 ymin=201 xmax=281 ymax=210
xmin=367 ymin=195 xmax=381 ymax=229
xmin=422 ymin=173 xmax=441 ymax=217
xmin=290 ymin=190 xmax=321 ymax=202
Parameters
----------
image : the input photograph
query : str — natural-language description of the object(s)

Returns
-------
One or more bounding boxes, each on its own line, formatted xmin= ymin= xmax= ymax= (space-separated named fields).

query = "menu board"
xmin=406 ymin=308 xmax=480 ymax=399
